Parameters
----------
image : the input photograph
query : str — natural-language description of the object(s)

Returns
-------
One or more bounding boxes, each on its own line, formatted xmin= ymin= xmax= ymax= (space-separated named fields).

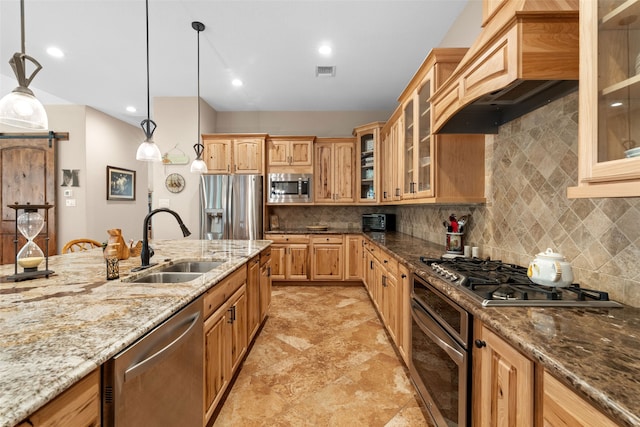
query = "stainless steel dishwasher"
xmin=102 ymin=297 xmax=203 ymax=426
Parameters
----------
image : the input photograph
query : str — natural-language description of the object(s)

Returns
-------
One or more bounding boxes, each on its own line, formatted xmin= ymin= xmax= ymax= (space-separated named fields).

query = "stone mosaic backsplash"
xmin=269 ymin=92 xmax=640 ymax=307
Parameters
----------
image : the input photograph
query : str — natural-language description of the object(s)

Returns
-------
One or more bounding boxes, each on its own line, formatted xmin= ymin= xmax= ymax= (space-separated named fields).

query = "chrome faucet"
xmin=137 ymin=208 xmax=191 ymax=270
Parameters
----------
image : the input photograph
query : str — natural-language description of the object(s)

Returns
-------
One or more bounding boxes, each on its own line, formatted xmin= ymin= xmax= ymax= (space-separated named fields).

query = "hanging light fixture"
xmin=190 ymin=21 xmax=208 ymax=173
xmin=0 ymin=0 xmax=48 ymax=130
xmin=136 ymin=0 xmax=162 ymax=162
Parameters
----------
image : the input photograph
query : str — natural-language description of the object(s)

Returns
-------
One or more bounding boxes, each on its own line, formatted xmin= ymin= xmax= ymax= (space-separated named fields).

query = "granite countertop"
xmin=265 ymin=227 xmax=362 ymax=235
xmin=0 ymin=239 xmax=271 ymax=427
xmin=364 ymin=231 xmax=640 ymax=427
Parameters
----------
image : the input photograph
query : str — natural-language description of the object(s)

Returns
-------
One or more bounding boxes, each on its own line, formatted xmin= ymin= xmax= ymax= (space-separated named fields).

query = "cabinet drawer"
xmin=204 ymin=267 xmax=247 ymax=319
xmin=260 ymin=248 xmax=271 ymax=265
xmin=310 ymin=235 xmax=343 ymax=244
xmin=381 ymin=253 xmax=398 ymax=278
xmin=268 ymin=234 xmax=310 ymax=244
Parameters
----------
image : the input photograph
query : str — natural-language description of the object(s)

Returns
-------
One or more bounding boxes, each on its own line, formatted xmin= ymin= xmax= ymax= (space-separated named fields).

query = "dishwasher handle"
xmin=124 ymin=311 xmax=200 ymax=382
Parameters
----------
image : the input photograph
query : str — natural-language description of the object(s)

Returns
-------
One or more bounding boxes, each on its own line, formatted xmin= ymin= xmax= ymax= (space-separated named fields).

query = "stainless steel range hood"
xmin=431 ymin=0 xmax=579 ymax=134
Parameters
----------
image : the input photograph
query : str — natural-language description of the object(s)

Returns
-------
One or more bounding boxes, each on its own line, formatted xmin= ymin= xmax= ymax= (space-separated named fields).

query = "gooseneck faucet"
xmin=138 ymin=208 xmax=191 ymax=269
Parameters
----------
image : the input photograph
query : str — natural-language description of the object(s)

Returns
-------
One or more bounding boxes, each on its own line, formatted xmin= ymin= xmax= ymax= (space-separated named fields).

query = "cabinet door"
xmin=357 ymin=130 xmax=377 ymax=203
xmin=382 ymin=270 xmax=398 ymax=344
xmin=233 ymin=138 xmax=263 ymax=174
xmin=345 ymin=235 xmax=362 ymax=280
xmin=314 ymin=142 xmax=334 ymax=202
xmin=542 ymin=370 xmax=618 ymax=427
xmin=312 ymin=243 xmax=344 ymax=280
xmin=247 ymin=256 xmax=261 ymax=341
xmin=334 ymin=142 xmax=355 ymax=203
xmin=204 ymin=304 xmax=231 ymax=421
xmin=229 ymin=287 xmax=247 ymax=374
xmin=20 ymin=369 xmax=100 ymax=427
xmin=205 ymin=139 xmax=232 ymax=173
xmin=288 ymin=244 xmax=309 ymax=280
xmin=402 ymin=99 xmax=416 ymax=198
xmin=290 ymin=140 xmax=312 ymax=166
xmin=270 ymin=245 xmax=286 ymax=280
xmin=397 ymin=263 xmax=410 ymax=365
xmin=474 ymin=320 xmax=534 ymax=427
xmin=414 ymin=75 xmax=434 ymax=198
xmin=268 ymin=139 xmax=289 ymax=166
xmin=259 ymin=259 xmax=272 ymax=321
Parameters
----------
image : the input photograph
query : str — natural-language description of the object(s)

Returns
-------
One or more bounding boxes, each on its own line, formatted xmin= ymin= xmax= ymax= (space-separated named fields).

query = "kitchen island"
xmin=0 ymin=239 xmax=271 ymax=427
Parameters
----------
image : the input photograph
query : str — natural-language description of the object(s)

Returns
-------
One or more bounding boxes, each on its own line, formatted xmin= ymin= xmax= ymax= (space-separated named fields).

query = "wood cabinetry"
xmin=396 ymin=48 xmax=485 ymax=204
xmin=568 ymin=0 xmax=640 ymax=198
xmin=202 ymin=134 xmax=266 ymax=174
xmin=16 ymin=369 xmax=100 ymax=427
xmin=542 ymin=370 xmax=618 ymax=427
xmin=247 ymin=255 xmax=261 ymax=341
xmin=353 ymin=122 xmax=384 ymax=203
xmin=397 ymin=263 xmax=410 ymax=365
xmin=269 ymin=234 xmax=309 ymax=281
xmin=362 ymin=239 xmax=402 ymax=348
xmin=203 ymin=267 xmax=247 ymax=423
xmin=345 ymin=234 xmax=363 ymax=280
xmin=259 ymin=249 xmax=272 ymax=321
xmin=380 ymin=111 xmax=402 ymax=203
xmin=314 ymin=137 xmax=356 ymax=204
xmin=310 ymin=235 xmax=344 ymax=280
xmin=267 ymin=136 xmax=314 ymax=172
xmin=473 ymin=319 xmax=534 ymax=427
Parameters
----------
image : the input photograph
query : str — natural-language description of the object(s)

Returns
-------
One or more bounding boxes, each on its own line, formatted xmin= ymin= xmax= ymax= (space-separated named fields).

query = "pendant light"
xmin=190 ymin=21 xmax=208 ymax=173
xmin=0 ymin=0 xmax=48 ymax=130
xmin=136 ymin=0 xmax=162 ymax=162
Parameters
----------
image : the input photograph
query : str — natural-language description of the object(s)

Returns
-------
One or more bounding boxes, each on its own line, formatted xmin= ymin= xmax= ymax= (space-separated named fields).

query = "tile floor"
xmin=213 ymin=285 xmax=432 ymax=426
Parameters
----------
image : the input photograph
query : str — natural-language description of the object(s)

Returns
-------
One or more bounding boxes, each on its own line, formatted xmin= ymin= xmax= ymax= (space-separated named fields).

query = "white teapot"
xmin=527 ymin=248 xmax=574 ymax=288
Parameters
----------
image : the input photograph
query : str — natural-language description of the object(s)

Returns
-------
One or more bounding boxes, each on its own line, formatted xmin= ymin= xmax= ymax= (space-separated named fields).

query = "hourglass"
xmin=7 ymin=203 xmax=54 ymax=281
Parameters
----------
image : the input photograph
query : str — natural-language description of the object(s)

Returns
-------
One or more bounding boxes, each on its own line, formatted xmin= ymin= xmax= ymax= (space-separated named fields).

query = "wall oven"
xmin=410 ymin=274 xmax=471 ymax=427
xmin=268 ymin=173 xmax=312 ymax=203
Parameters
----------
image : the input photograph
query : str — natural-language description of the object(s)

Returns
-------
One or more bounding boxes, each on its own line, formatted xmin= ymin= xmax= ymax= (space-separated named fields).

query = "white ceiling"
xmin=0 ymin=0 xmax=471 ymax=127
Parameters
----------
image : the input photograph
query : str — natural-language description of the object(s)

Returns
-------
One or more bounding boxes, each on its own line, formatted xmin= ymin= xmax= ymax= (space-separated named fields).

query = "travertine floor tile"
xmin=213 ymin=285 xmax=430 ymax=427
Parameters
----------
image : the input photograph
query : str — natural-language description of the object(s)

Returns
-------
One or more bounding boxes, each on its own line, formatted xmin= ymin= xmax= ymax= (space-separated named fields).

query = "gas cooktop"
xmin=420 ymin=257 xmax=623 ymax=308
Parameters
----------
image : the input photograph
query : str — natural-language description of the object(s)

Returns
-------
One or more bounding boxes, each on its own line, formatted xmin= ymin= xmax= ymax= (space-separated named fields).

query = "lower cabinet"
xmin=247 ymin=255 xmax=261 ymax=341
xmin=345 ymin=234 xmax=362 ymax=280
xmin=473 ymin=319 xmax=534 ymax=427
xmin=397 ymin=263 xmax=410 ymax=365
xmin=17 ymin=369 xmax=100 ymax=427
xmin=203 ymin=267 xmax=248 ymax=425
xmin=310 ymin=235 xmax=344 ymax=280
xmin=542 ymin=370 xmax=618 ymax=427
xmin=270 ymin=234 xmax=309 ymax=281
xmin=259 ymin=248 xmax=272 ymax=322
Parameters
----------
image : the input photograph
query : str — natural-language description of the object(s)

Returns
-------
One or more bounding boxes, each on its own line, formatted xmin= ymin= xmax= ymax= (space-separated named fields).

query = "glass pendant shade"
xmin=0 ymin=87 xmax=48 ymax=130
xmin=16 ymin=210 xmax=45 ymax=270
xmin=190 ymin=158 xmax=208 ymax=173
xmin=136 ymin=139 xmax=162 ymax=161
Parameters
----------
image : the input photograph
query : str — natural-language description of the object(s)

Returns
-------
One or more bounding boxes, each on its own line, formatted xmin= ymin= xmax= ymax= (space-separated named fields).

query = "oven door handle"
xmin=412 ymin=301 xmax=465 ymax=364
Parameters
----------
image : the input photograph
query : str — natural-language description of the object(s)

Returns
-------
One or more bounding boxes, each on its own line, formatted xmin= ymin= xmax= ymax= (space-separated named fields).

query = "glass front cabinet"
xmin=569 ymin=0 xmax=640 ymax=197
xmin=354 ymin=122 xmax=384 ymax=204
xmin=396 ymin=48 xmax=485 ymax=204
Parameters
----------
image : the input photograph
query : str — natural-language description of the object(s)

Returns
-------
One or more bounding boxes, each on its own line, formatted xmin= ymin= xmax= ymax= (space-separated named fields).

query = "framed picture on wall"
xmin=107 ymin=166 xmax=136 ymax=201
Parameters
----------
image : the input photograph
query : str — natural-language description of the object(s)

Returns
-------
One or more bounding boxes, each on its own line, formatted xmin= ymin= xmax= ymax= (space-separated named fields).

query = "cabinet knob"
xmin=474 ymin=339 xmax=487 ymax=348
xmin=401 ymin=274 xmax=407 ymax=279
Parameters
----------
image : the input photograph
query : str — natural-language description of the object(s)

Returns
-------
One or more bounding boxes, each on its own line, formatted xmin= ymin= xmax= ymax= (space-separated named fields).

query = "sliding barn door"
xmin=0 ymin=133 xmax=64 ymax=265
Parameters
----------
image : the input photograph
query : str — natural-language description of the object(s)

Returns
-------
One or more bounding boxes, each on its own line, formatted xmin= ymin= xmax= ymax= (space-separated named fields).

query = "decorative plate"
xmin=165 ymin=173 xmax=185 ymax=193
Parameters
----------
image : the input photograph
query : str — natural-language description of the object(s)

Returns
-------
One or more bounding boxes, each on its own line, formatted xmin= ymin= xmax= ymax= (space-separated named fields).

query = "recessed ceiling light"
xmin=126 ymin=106 xmax=137 ymax=113
xmin=319 ymin=45 xmax=332 ymax=55
xmin=611 ymin=101 xmax=623 ymax=107
xmin=46 ymin=47 xmax=64 ymax=58
xmin=232 ymin=79 xmax=243 ymax=87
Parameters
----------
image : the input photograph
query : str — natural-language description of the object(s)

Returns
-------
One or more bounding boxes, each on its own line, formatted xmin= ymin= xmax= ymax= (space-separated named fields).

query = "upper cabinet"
xmin=267 ymin=136 xmax=314 ymax=173
xmin=568 ymin=0 xmax=640 ymax=198
xmin=354 ymin=122 xmax=385 ymax=204
xmin=395 ymin=48 xmax=486 ymax=204
xmin=202 ymin=134 xmax=267 ymax=174
xmin=381 ymin=109 xmax=402 ymax=203
xmin=314 ymin=137 xmax=355 ymax=204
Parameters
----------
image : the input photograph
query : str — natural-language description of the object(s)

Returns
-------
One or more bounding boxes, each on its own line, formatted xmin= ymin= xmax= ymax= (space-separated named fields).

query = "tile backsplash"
xmin=269 ymin=92 xmax=640 ymax=307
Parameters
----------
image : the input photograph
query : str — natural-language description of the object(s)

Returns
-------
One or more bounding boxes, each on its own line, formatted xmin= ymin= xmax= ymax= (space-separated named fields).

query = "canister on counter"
xmin=446 ymin=232 xmax=464 ymax=254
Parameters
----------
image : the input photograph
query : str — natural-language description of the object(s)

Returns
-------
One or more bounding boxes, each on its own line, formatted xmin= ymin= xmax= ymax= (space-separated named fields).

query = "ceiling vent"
xmin=316 ymin=66 xmax=336 ymax=77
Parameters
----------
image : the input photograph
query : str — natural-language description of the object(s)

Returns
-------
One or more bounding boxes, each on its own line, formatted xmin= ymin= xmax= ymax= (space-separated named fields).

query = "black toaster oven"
xmin=362 ymin=213 xmax=395 ymax=232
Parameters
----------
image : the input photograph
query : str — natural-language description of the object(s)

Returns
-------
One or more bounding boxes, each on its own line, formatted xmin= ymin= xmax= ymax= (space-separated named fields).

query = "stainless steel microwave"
xmin=268 ymin=173 xmax=313 ymax=203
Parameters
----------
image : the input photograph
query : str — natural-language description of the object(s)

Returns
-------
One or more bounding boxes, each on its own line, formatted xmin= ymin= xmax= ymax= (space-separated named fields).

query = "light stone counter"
xmin=0 ymin=239 xmax=271 ymax=427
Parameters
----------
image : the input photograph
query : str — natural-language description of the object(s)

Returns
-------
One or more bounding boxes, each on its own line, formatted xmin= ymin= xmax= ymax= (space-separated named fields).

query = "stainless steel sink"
xmin=160 ymin=261 xmax=224 ymax=273
xmin=129 ymin=272 xmax=203 ymax=284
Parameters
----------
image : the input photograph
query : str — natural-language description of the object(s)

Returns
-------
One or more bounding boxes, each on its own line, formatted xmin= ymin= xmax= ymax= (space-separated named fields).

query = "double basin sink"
xmin=128 ymin=261 xmax=224 ymax=284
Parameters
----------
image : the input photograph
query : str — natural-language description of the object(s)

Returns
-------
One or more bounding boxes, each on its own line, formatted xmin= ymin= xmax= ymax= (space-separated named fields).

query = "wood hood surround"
xmin=431 ymin=0 xmax=579 ymax=134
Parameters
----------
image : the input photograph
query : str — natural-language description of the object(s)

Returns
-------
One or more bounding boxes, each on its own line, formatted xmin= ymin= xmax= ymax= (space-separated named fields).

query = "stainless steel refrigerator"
xmin=200 ymin=174 xmax=263 ymax=240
